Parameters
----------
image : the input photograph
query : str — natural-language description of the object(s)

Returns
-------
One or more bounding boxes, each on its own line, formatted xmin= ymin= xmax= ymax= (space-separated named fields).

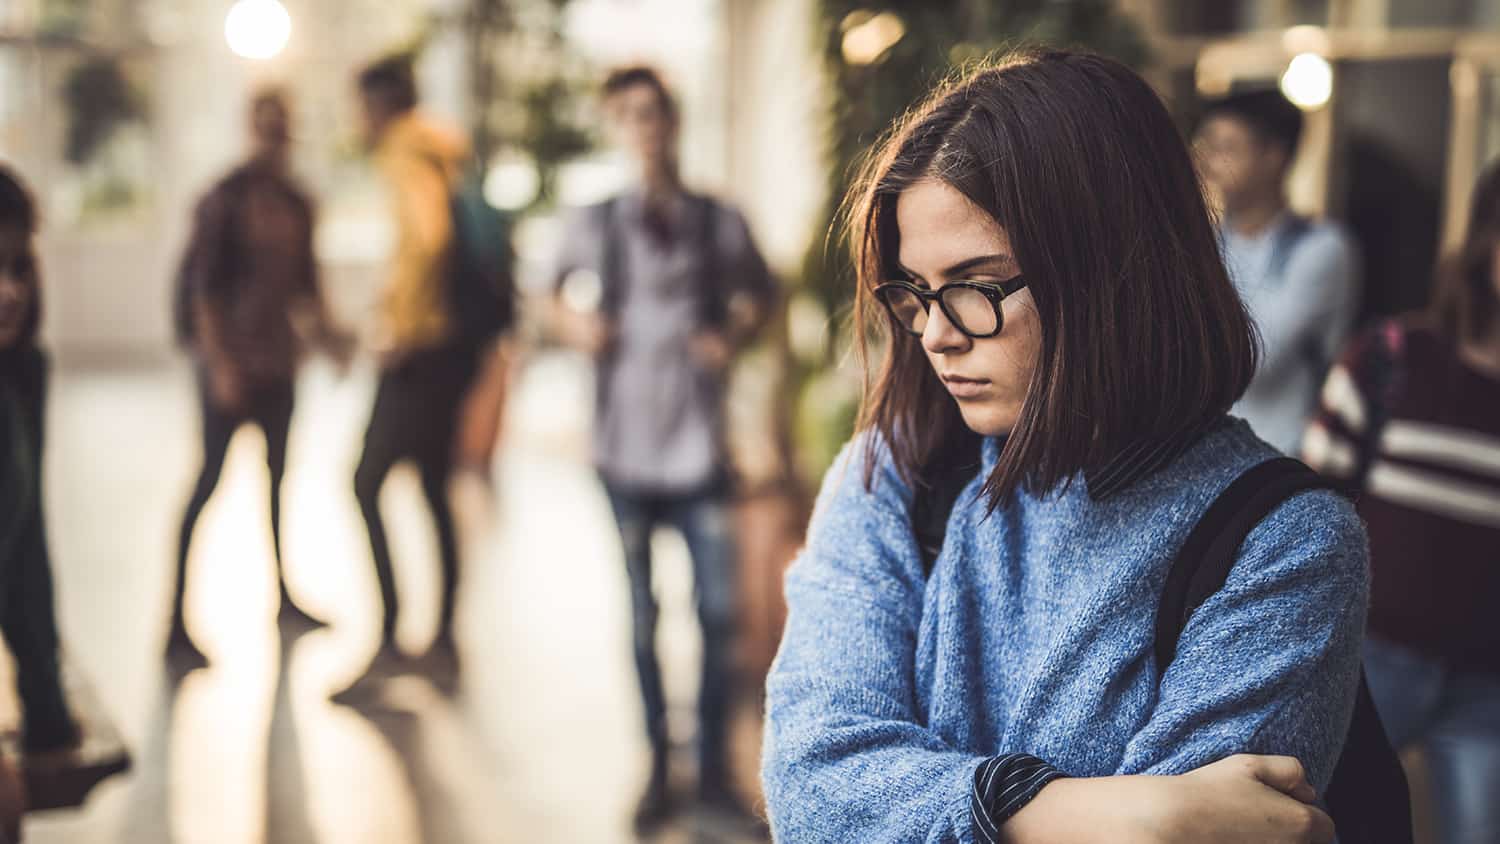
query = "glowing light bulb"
xmin=483 ymin=155 xmax=542 ymax=212
xmin=841 ymin=11 xmax=905 ymax=66
xmin=225 ymin=0 xmax=291 ymax=61
xmin=1280 ymin=53 xmax=1333 ymax=111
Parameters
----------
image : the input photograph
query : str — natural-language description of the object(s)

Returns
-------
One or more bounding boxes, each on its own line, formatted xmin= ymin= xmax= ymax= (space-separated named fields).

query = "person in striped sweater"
xmin=1303 ymin=161 xmax=1500 ymax=844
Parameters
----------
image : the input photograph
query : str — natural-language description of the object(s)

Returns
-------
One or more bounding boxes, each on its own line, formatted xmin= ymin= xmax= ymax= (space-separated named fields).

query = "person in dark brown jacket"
xmin=168 ymin=89 xmax=345 ymax=667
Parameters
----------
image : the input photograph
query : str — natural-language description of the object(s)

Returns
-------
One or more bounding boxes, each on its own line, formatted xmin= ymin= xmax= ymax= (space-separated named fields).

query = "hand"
xmin=565 ymin=313 xmax=614 ymax=357
xmin=1160 ymin=754 xmax=1332 ymax=843
xmin=207 ymin=365 xmax=246 ymax=412
xmin=690 ymin=330 xmax=733 ymax=373
xmin=1005 ymin=755 xmax=1333 ymax=844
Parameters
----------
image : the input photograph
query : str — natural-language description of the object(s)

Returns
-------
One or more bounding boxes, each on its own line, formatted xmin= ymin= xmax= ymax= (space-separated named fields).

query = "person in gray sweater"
xmin=1195 ymin=89 xmax=1360 ymax=454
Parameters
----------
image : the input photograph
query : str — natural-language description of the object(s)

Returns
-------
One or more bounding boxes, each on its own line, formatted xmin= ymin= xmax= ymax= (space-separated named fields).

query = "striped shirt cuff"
xmin=970 ymin=754 xmax=1068 ymax=843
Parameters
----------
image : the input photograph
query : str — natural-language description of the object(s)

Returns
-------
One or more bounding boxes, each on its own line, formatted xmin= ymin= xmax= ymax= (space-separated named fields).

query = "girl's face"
xmin=0 ymin=226 xmax=34 ymax=350
xmin=895 ymin=178 xmax=1040 ymax=437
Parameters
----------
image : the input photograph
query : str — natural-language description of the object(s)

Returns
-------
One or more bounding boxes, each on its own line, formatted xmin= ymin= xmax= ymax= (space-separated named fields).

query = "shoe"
xmin=693 ymin=781 xmax=766 ymax=839
xmin=23 ymin=736 xmax=131 ymax=811
xmin=632 ymin=777 xmax=676 ymax=835
xmin=164 ymin=625 xmax=209 ymax=673
xmin=22 ymin=710 xmax=131 ymax=811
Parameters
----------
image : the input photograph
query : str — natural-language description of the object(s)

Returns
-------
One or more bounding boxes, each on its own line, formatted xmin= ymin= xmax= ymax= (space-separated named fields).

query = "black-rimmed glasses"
xmin=874 ymin=277 xmax=1027 ymax=339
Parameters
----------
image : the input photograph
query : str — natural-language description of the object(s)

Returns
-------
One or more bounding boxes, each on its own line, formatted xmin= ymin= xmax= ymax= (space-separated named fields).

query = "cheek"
xmin=995 ymin=304 xmax=1041 ymax=384
xmin=954 ymin=308 xmax=1041 ymax=393
xmin=1215 ymin=153 xmax=1246 ymax=182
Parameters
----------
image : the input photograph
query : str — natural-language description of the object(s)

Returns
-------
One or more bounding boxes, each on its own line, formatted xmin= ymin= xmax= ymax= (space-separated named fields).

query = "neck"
xmin=1226 ymin=190 xmax=1287 ymax=236
xmin=251 ymin=150 xmax=287 ymax=172
xmin=640 ymin=159 xmax=680 ymax=200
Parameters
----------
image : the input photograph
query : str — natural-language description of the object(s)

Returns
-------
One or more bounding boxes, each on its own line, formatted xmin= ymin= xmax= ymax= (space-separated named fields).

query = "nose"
xmin=920 ymin=300 xmax=969 ymax=356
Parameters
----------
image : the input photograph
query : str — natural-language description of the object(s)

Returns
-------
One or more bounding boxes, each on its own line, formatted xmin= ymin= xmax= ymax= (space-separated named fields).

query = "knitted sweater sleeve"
xmin=1113 ymin=487 xmax=1370 ymax=790
xmin=761 ymin=436 xmax=985 ymax=844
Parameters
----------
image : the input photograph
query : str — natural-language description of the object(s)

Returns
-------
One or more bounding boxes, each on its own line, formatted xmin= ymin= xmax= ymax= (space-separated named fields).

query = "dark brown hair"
xmin=358 ymin=55 xmax=418 ymax=113
xmin=0 ymin=163 xmax=41 ymax=352
xmin=602 ymin=65 xmax=678 ymax=124
xmin=1200 ymin=89 xmax=1304 ymax=158
xmin=849 ymin=49 xmax=1257 ymax=505
xmin=1434 ymin=160 xmax=1500 ymax=343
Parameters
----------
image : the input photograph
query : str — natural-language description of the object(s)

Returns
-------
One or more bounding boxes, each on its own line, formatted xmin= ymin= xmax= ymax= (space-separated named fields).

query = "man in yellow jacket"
xmin=343 ymin=56 xmax=476 ymax=695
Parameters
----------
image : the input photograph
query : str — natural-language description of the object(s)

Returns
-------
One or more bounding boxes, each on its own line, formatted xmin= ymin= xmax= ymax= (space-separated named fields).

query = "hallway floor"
xmin=20 ymin=351 xmax=768 ymax=844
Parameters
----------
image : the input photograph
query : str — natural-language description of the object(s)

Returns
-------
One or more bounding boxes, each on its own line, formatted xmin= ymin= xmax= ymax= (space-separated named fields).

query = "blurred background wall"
xmin=6 ymin=0 xmax=1500 ymax=489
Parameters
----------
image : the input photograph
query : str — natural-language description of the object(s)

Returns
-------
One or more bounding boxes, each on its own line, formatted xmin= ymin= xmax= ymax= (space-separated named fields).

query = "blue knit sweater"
xmin=761 ymin=417 xmax=1369 ymax=843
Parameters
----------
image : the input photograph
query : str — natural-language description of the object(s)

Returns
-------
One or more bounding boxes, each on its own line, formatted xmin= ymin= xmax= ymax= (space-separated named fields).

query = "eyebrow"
xmin=896 ymin=253 xmax=1016 ymax=282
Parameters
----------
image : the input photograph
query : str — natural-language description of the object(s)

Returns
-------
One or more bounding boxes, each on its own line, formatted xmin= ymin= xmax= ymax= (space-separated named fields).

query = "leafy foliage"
xmin=460 ymin=0 xmax=594 ymax=211
xmin=62 ymin=57 xmax=142 ymax=166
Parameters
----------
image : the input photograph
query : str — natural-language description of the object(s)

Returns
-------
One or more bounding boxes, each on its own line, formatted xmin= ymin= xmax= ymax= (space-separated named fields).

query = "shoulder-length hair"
xmin=848 ymin=49 xmax=1257 ymax=505
xmin=1434 ymin=160 xmax=1500 ymax=343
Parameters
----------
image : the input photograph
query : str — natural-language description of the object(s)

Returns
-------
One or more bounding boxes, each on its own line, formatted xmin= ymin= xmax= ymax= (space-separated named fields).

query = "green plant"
xmin=62 ymin=56 xmax=142 ymax=166
xmin=457 ymin=0 xmax=594 ymax=211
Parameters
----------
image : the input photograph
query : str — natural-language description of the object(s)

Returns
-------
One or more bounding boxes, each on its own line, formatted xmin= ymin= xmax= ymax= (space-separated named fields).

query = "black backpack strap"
xmin=1267 ymin=214 xmax=1312 ymax=282
xmin=1156 ymin=456 xmax=1413 ymax=844
xmin=1326 ymin=674 xmax=1413 ymax=843
xmin=695 ymin=195 xmax=728 ymax=328
xmin=912 ymin=428 xmax=984 ymax=578
xmin=1154 ymin=457 xmax=1331 ymax=676
xmin=596 ymin=198 xmax=624 ymax=317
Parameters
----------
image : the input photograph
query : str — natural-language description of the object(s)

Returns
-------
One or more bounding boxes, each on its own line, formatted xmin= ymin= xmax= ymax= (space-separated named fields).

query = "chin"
xmin=957 ymin=402 xmax=1018 ymax=438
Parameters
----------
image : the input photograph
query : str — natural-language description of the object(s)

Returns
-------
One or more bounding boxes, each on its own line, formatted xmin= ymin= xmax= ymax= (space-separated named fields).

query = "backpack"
xmin=444 ymin=172 xmax=517 ymax=349
xmin=913 ymin=448 xmax=1413 ymax=844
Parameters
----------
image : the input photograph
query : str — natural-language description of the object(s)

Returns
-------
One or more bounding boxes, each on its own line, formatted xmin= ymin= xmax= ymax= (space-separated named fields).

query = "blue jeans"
xmin=1363 ymin=635 xmax=1500 ymax=844
xmin=604 ymin=482 xmax=737 ymax=786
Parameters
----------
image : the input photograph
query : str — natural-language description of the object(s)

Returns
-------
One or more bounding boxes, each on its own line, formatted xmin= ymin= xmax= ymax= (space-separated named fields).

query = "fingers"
xmin=1303 ymin=804 xmax=1337 ymax=844
xmin=1234 ymin=754 xmax=1318 ymax=803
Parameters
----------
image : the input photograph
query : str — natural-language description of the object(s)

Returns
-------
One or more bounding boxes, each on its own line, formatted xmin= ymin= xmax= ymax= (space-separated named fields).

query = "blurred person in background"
xmin=1196 ymin=89 xmax=1360 ymax=454
xmin=547 ymin=66 xmax=776 ymax=831
xmin=341 ymin=56 xmax=477 ymax=696
xmin=1303 ymin=161 xmax=1500 ymax=844
xmin=1 ymin=164 xmax=129 ymax=823
xmin=168 ymin=88 xmax=348 ymax=667
xmin=762 ymin=51 xmax=1373 ymax=843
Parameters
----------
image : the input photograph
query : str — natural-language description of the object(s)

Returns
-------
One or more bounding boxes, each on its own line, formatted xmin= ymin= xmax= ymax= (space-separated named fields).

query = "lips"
xmin=941 ymin=373 xmax=990 ymax=399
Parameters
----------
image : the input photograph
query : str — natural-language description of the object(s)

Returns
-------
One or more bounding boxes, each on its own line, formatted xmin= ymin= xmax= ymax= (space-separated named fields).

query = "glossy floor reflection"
xmin=25 ymin=352 xmax=767 ymax=843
